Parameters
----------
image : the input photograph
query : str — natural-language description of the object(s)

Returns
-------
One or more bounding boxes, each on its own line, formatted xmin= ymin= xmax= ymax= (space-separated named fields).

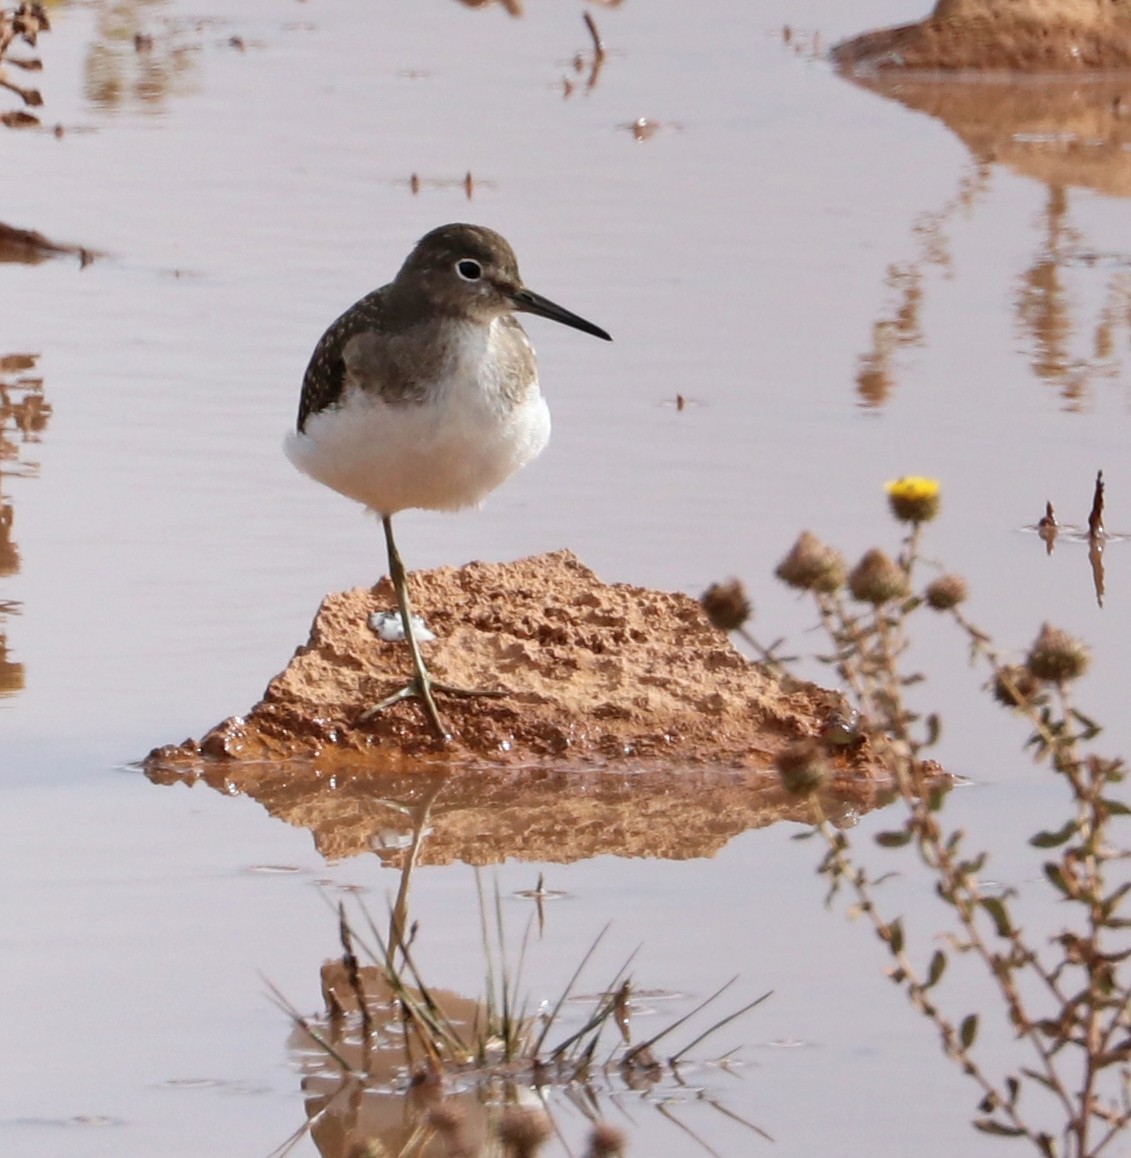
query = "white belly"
xmin=285 ymin=368 xmax=551 ymax=516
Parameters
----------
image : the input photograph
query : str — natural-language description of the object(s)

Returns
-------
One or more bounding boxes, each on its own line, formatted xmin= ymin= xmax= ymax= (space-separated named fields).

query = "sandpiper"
xmin=286 ymin=222 xmax=611 ymax=739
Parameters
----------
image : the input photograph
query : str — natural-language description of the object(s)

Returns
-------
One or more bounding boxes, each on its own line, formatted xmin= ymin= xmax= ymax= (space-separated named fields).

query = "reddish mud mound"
xmin=832 ymin=0 xmax=1131 ymax=72
xmin=145 ymin=550 xmax=885 ymax=778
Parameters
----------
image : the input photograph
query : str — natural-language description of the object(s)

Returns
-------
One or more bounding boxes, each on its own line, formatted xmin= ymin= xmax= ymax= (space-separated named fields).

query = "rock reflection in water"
xmin=82 ymin=0 xmax=201 ymax=111
xmin=838 ymin=70 xmax=1131 ymax=410
xmin=145 ymin=757 xmax=885 ymax=865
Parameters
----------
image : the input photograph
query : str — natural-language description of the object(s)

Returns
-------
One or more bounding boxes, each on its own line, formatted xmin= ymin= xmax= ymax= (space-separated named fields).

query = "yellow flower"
xmin=885 ymin=476 xmax=941 ymax=523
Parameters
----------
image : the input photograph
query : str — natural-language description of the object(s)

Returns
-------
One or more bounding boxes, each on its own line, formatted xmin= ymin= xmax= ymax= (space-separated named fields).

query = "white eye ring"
xmin=456 ymin=258 xmax=483 ymax=281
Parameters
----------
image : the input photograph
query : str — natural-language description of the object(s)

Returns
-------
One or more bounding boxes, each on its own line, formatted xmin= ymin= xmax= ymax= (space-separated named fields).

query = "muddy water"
xmin=5 ymin=0 xmax=1131 ymax=1154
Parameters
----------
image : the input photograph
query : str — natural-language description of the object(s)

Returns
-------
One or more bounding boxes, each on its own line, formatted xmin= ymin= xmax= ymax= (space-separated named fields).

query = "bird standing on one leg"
xmin=285 ymin=222 xmax=612 ymax=740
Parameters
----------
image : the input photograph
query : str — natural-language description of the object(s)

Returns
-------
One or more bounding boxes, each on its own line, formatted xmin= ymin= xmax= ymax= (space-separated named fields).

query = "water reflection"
xmin=82 ymin=0 xmax=200 ymax=112
xmin=453 ymin=0 xmax=525 ymax=14
xmin=145 ymin=757 xmax=881 ymax=864
xmin=449 ymin=0 xmax=612 ymax=96
xmin=451 ymin=0 xmax=624 ymax=14
xmin=840 ymin=72 xmax=1131 ymax=410
xmin=145 ymin=692 xmax=903 ymax=1151
xmin=0 ymin=352 xmax=50 ymax=698
xmin=275 ymin=783 xmax=770 ymax=1158
xmin=855 ymin=163 xmax=990 ymax=407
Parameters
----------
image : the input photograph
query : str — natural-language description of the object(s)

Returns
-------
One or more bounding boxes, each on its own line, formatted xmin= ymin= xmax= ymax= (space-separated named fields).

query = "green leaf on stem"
xmin=1030 ymin=819 xmax=1078 ymax=849
xmin=1019 ymin=1066 xmax=1057 ymax=1093
xmin=875 ymin=829 xmax=913 ymax=848
xmin=924 ymin=713 xmax=941 ymax=747
xmin=1070 ymin=708 xmax=1101 ymax=740
xmin=959 ymin=1013 xmax=979 ymax=1049
xmin=973 ymin=1119 xmax=1024 ymax=1137
xmin=980 ymin=897 xmax=1012 ymax=938
xmin=882 ymin=918 xmax=905 ymax=955
xmin=925 ymin=949 xmax=947 ymax=989
xmin=1043 ymin=864 xmax=1071 ymax=896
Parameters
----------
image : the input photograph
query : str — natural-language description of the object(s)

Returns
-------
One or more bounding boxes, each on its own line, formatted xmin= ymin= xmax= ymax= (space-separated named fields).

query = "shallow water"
xmin=5 ymin=0 xmax=1131 ymax=1154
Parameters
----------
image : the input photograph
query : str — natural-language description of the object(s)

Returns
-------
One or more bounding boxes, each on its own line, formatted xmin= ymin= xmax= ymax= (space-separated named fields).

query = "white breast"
xmin=285 ymin=319 xmax=551 ymax=516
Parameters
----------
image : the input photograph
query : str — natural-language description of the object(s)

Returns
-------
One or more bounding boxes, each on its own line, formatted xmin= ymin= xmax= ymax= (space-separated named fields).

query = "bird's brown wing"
xmin=296 ymin=288 xmax=389 ymax=432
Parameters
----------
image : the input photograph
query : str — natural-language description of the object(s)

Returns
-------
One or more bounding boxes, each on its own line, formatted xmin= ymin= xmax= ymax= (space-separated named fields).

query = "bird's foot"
xmin=357 ymin=679 xmax=508 ymax=740
xmin=358 ymin=680 xmax=449 ymax=739
xmin=430 ymin=681 xmax=508 ymax=701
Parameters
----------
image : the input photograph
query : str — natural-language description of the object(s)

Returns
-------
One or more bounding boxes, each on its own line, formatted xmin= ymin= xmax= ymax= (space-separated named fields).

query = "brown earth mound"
xmin=145 ymin=550 xmax=881 ymax=777
xmin=832 ymin=0 xmax=1131 ymax=71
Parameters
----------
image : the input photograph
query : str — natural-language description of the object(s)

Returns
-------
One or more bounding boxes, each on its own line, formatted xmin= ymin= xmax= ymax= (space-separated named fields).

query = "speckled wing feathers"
xmin=296 ymin=288 xmax=388 ymax=432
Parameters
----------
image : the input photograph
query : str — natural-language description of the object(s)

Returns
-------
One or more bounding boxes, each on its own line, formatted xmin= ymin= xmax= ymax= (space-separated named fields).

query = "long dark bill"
xmin=511 ymin=287 xmax=612 ymax=342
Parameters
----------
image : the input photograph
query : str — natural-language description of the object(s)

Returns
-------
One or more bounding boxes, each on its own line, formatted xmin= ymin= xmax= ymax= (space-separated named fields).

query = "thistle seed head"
xmin=992 ymin=664 xmax=1042 ymax=708
xmin=1026 ymin=623 xmax=1090 ymax=684
xmin=848 ymin=549 xmax=909 ymax=605
xmin=775 ymin=531 xmax=846 ymax=594
xmin=701 ymin=578 xmax=751 ymax=632
xmin=925 ymin=573 xmax=968 ymax=611
xmin=498 ymin=1106 xmax=553 ymax=1157
xmin=585 ymin=1122 xmax=628 ymax=1158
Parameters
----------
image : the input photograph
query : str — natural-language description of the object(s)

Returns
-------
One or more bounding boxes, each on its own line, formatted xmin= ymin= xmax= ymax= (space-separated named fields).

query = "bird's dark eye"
xmin=456 ymin=259 xmax=482 ymax=281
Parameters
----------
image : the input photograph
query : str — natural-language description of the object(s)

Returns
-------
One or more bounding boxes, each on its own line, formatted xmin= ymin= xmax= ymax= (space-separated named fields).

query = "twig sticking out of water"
xmin=583 ymin=12 xmax=605 ymax=61
xmin=1038 ymin=500 xmax=1059 ymax=555
xmin=1087 ymin=471 xmax=1105 ymax=608
xmin=1088 ymin=470 xmax=1105 ymax=540
xmin=563 ymin=11 xmax=607 ymax=97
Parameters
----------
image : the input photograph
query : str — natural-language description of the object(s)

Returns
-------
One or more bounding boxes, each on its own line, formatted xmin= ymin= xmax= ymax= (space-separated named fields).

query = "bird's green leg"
xmin=360 ymin=516 xmax=505 ymax=739
xmin=374 ymin=515 xmax=448 ymax=738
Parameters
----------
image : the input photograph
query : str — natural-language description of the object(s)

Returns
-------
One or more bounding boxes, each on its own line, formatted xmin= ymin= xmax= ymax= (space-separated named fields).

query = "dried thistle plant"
xmin=767 ymin=476 xmax=1131 ymax=1158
